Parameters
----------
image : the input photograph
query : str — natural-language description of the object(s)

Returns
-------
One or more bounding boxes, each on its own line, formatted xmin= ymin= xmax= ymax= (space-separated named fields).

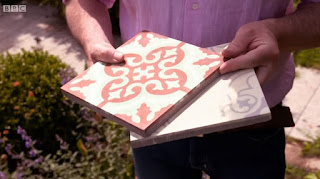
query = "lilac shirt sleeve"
xmin=98 ymin=0 xmax=116 ymax=9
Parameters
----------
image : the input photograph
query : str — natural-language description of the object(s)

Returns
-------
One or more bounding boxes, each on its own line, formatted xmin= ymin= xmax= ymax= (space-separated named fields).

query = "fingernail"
xmin=114 ymin=51 xmax=124 ymax=61
xmin=219 ymin=63 xmax=226 ymax=74
xmin=222 ymin=49 xmax=230 ymax=57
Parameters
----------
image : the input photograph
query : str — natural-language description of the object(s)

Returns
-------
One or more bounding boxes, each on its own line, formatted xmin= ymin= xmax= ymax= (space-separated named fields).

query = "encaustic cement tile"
xmin=61 ymin=31 xmax=223 ymax=136
xmin=130 ymin=44 xmax=271 ymax=148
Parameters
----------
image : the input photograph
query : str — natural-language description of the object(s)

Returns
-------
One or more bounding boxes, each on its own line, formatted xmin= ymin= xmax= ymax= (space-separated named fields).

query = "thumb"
xmin=112 ymin=50 xmax=125 ymax=62
xmin=91 ymin=44 xmax=124 ymax=64
xmin=222 ymin=30 xmax=252 ymax=58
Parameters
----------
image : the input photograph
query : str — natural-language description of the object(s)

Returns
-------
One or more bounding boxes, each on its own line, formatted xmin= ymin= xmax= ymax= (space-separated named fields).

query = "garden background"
xmin=0 ymin=0 xmax=320 ymax=178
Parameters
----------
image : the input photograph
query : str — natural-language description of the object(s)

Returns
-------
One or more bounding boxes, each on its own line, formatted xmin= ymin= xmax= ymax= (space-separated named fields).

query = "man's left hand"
xmin=220 ymin=21 xmax=280 ymax=86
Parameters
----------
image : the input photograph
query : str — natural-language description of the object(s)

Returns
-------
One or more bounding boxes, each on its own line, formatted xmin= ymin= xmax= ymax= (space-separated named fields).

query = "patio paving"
xmin=0 ymin=3 xmax=86 ymax=74
xmin=283 ymin=67 xmax=320 ymax=141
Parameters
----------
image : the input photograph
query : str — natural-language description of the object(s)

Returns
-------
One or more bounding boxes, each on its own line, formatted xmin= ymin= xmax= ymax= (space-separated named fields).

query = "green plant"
xmin=286 ymin=164 xmax=309 ymax=179
xmin=0 ymin=49 xmax=134 ymax=178
xmin=0 ymin=49 xmax=83 ymax=154
xmin=294 ymin=48 xmax=320 ymax=70
xmin=294 ymin=0 xmax=301 ymax=10
xmin=0 ymin=120 xmax=134 ymax=178
xmin=76 ymin=118 xmax=135 ymax=178
xmin=302 ymin=137 xmax=320 ymax=157
xmin=304 ymin=173 xmax=320 ymax=179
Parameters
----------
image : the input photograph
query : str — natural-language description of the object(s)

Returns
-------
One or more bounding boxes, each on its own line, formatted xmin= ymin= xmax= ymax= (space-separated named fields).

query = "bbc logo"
xmin=2 ymin=5 xmax=26 ymax=12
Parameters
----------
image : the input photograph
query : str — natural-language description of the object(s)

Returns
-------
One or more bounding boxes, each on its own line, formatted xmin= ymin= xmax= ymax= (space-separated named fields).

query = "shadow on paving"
xmin=0 ymin=3 xmax=86 ymax=73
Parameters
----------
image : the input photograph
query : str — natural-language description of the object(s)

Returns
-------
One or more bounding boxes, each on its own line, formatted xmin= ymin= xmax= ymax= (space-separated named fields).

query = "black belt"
xmin=221 ymin=103 xmax=294 ymax=133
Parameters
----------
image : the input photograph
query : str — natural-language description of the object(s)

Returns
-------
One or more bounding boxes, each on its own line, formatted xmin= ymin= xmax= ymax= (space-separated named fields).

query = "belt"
xmin=197 ymin=103 xmax=294 ymax=137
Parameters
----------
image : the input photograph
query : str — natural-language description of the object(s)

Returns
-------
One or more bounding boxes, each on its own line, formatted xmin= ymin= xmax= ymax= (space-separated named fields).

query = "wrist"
xmin=260 ymin=18 xmax=292 ymax=51
xmin=260 ymin=19 xmax=281 ymax=43
xmin=82 ymin=33 xmax=113 ymax=52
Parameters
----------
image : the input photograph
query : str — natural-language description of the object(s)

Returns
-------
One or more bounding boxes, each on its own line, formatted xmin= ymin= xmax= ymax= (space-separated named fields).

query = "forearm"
xmin=262 ymin=3 xmax=320 ymax=51
xmin=65 ymin=0 xmax=114 ymax=49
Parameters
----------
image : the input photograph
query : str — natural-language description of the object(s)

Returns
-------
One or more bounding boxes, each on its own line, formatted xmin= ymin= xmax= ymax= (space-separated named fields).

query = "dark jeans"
xmin=133 ymin=128 xmax=286 ymax=179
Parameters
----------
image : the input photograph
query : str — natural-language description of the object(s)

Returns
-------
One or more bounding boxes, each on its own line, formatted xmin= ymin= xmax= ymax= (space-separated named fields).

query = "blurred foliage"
xmin=286 ymin=164 xmax=320 ymax=179
xmin=294 ymin=0 xmax=301 ymax=10
xmin=0 ymin=118 xmax=134 ymax=179
xmin=0 ymin=50 xmax=134 ymax=178
xmin=294 ymin=48 xmax=320 ymax=70
xmin=302 ymin=137 xmax=320 ymax=157
xmin=286 ymin=164 xmax=309 ymax=179
xmin=304 ymin=172 xmax=320 ymax=179
xmin=0 ymin=49 xmax=83 ymax=155
xmin=286 ymin=135 xmax=320 ymax=179
xmin=0 ymin=120 xmax=134 ymax=178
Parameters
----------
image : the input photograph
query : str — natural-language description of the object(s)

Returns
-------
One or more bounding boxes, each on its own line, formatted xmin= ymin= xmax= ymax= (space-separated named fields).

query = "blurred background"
xmin=0 ymin=0 xmax=319 ymax=178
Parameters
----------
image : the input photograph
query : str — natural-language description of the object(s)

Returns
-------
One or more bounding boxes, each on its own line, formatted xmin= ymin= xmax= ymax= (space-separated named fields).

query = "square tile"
xmin=61 ymin=31 xmax=223 ymax=136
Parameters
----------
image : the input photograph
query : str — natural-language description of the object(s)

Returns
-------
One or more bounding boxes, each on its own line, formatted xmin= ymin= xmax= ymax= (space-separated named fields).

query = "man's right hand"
xmin=65 ymin=0 xmax=123 ymax=67
xmin=84 ymin=42 xmax=124 ymax=67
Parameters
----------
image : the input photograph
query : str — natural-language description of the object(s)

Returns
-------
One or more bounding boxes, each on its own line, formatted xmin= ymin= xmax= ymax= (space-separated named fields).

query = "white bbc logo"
xmin=2 ymin=5 xmax=26 ymax=12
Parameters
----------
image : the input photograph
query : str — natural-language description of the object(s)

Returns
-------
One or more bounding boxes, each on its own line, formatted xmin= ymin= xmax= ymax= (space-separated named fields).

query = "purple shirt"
xmin=99 ymin=0 xmax=319 ymax=107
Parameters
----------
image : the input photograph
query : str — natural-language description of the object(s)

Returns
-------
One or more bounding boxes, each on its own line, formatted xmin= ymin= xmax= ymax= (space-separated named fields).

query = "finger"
xmin=91 ymin=44 xmax=124 ymax=63
xmin=92 ymin=48 xmax=124 ymax=63
xmin=113 ymin=50 xmax=125 ymax=62
xmin=87 ymin=59 xmax=94 ymax=67
xmin=222 ymin=29 xmax=253 ymax=58
xmin=219 ymin=46 xmax=270 ymax=74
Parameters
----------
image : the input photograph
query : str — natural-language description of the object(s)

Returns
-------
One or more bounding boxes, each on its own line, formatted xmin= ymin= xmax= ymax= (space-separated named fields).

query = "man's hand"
xmin=65 ymin=0 xmax=124 ymax=67
xmin=220 ymin=3 xmax=320 ymax=85
xmin=220 ymin=21 xmax=279 ymax=86
xmin=84 ymin=41 xmax=124 ymax=67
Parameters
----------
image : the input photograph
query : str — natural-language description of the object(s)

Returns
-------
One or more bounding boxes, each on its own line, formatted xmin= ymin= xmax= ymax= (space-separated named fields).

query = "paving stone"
xmin=284 ymin=67 xmax=320 ymax=141
xmin=0 ymin=3 xmax=86 ymax=74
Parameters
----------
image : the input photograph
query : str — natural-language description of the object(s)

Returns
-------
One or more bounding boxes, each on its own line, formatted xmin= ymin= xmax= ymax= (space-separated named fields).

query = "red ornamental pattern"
xmin=97 ymin=41 xmax=191 ymax=129
xmin=62 ymin=31 xmax=223 ymax=132
xmin=61 ymin=70 xmax=96 ymax=100
xmin=98 ymin=42 xmax=189 ymax=107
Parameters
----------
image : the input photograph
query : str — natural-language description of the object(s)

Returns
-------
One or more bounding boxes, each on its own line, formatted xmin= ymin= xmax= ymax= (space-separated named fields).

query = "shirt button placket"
xmin=192 ymin=2 xmax=199 ymax=10
xmin=183 ymin=0 xmax=201 ymax=45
